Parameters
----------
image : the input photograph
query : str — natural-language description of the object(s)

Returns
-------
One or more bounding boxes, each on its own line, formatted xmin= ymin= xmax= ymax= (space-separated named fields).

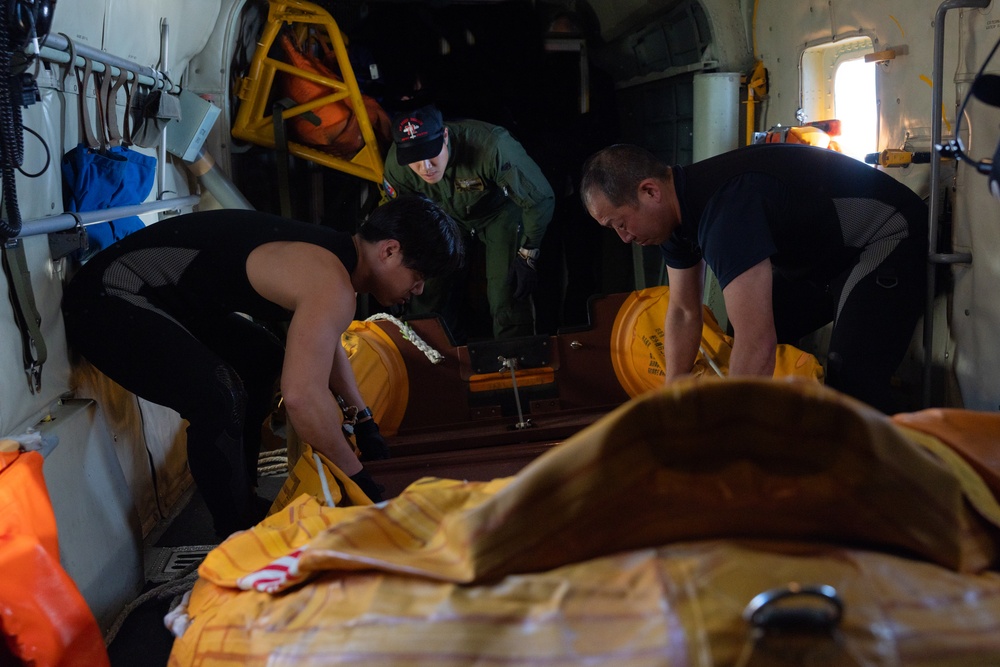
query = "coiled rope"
xmin=365 ymin=313 xmax=444 ymax=364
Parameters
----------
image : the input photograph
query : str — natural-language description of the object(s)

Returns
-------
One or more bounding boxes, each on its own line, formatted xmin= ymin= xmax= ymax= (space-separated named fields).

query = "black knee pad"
xmin=210 ymin=363 xmax=248 ymax=438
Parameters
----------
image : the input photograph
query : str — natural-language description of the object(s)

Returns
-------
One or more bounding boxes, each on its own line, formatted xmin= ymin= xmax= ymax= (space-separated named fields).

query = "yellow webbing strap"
xmin=231 ymin=0 xmax=384 ymax=184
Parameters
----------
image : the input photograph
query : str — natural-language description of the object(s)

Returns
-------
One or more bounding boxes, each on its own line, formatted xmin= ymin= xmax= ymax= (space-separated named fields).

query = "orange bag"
xmin=277 ymin=33 xmax=392 ymax=158
xmin=0 ymin=446 xmax=109 ymax=666
xmin=764 ymin=119 xmax=843 ymax=150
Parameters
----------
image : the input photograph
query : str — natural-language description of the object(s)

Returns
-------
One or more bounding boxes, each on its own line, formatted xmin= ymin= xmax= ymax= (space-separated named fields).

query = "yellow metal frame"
xmin=231 ymin=0 xmax=384 ymax=185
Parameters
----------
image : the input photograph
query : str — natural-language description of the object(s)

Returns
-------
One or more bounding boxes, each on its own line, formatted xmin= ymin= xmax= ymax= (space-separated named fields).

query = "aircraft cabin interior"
xmin=1 ymin=0 xmax=1000 ymax=665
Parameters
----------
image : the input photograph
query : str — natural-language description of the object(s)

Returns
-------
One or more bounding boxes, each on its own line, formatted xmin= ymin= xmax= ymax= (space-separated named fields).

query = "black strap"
xmin=272 ymin=99 xmax=293 ymax=219
xmin=2 ymin=238 xmax=46 ymax=393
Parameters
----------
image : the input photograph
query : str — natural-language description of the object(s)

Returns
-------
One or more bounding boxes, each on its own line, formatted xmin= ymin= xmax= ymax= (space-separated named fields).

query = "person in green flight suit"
xmin=382 ymin=105 xmax=554 ymax=341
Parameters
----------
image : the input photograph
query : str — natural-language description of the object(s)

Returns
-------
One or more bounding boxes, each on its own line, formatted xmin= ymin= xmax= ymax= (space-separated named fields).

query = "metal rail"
xmin=924 ymin=0 xmax=989 ymax=407
xmin=28 ymin=32 xmax=178 ymax=93
xmin=15 ymin=196 xmax=201 ymax=238
xmin=12 ymin=26 xmax=198 ymax=240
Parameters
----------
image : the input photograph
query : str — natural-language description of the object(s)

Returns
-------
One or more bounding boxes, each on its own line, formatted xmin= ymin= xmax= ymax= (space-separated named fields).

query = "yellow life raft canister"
xmin=610 ymin=286 xmax=825 ymax=397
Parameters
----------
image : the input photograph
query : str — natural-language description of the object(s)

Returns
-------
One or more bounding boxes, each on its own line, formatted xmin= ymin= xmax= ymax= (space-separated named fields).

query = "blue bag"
xmin=60 ymin=54 xmax=157 ymax=259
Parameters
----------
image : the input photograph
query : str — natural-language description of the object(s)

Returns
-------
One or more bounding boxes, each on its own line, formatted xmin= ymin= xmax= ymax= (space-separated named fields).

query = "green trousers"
xmin=409 ymin=213 xmax=534 ymax=340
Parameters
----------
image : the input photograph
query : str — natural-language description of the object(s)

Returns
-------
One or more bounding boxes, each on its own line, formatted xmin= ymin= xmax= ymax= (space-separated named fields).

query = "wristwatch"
xmin=516 ymin=246 xmax=540 ymax=268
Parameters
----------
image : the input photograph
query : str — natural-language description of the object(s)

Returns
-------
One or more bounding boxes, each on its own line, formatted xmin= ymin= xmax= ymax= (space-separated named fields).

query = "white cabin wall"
xmin=182 ymin=0 xmax=266 ymax=181
xmin=952 ymin=5 xmax=1000 ymax=411
xmin=0 ymin=0 xmax=224 ymax=627
xmin=753 ymin=0 xmax=999 ymax=411
xmin=101 ymin=0 xmax=224 ymax=79
xmin=752 ymin=0 xmax=948 ymax=199
xmin=0 ymin=94 xmax=71 ymax=436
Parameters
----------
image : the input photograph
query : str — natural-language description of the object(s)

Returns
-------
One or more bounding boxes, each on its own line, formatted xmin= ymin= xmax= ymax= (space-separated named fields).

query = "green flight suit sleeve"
xmin=489 ymin=128 xmax=554 ymax=248
xmin=382 ymin=146 xmax=415 ymax=199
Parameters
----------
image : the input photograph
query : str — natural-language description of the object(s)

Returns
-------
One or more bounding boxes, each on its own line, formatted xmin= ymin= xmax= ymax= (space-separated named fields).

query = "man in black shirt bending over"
xmin=63 ymin=195 xmax=464 ymax=536
xmin=581 ymin=143 xmax=927 ymax=413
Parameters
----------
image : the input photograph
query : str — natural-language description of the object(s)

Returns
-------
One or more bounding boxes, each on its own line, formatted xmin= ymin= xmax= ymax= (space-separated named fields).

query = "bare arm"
xmin=722 ymin=258 xmax=777 ymax=377
xmin=329 ymin=342 xmax=368 ymax=419
xmin=247 ymin=242 xmax=363 ymax=475
xmin=663 ymin=262 xmax=706 ymax=382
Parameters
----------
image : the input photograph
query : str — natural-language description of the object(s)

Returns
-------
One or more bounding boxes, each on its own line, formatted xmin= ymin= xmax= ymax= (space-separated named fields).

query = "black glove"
xmin=353 ymin=418 xmax=391 ymax=461
xmin=349 ymin=467 xmax=385 ymax=503
xmin=507 ymin=247 xmax=539 ymax=300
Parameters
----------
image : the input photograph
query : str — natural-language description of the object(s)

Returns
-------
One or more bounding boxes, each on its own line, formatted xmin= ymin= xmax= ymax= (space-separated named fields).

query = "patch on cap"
xmin=391 ymin=105 xmax=445 ymax=166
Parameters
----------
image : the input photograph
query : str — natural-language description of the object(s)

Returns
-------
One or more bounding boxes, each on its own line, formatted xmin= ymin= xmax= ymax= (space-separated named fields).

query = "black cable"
xmin=0 ymin=1 xmax=28 ymax=241
xmin=945 ymin=31 xmax=1000 ymax=171
xmin=0 ymin=1 xmax=57 ymax=240
xmin=18 ymin=124 xmax=49 ymax=177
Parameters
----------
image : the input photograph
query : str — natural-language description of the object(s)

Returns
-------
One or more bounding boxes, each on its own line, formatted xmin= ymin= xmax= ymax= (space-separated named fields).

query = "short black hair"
xmin=580 ymin=144 xmax=672 ymax=208
xmin=360 ymin=194 xmax=465 ymax=278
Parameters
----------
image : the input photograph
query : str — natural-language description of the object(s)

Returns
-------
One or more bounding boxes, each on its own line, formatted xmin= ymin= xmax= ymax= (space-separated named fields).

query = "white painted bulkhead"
xmin=0 ymin=0 xmax=223 ymax=631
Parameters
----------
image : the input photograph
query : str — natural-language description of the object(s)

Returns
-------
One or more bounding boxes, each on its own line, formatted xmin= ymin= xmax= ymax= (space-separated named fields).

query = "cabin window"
xmin=801 ymin=37 xmax=876 ymax=162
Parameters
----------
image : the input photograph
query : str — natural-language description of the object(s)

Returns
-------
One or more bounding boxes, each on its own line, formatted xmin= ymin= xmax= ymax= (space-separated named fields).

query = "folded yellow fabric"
xmin=269 ymin=442 xmax=375 ymax=514
xmin=174 ymin=540 xmax=1000 ymax=666
xmin=177 ymin=531 xmax=1000 ymax=663
xmin=198 ymin=444 xmax=373 ymax=591
xmin=892 ymin=408 xmax=1000 ymax=498
xmin=175 ymin=379 xmax=1000 ymax=666
xmin=199 ymin=378 xmax=1000 ymax=599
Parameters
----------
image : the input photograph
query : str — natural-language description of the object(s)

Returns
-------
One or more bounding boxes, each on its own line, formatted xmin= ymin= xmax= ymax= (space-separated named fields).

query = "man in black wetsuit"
xmin=580 ymin=143 xmax=928 ymax=413
xmin=62 ymin=195 xmax=464 ymax=537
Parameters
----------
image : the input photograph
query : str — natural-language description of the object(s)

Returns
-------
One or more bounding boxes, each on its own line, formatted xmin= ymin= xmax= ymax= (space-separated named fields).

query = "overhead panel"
xmin=602 ymin=0 xmax=710 ymax=166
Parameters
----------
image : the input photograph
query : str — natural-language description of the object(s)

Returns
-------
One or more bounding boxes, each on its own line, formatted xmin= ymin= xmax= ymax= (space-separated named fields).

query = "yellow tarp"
xmin=171 ymin=379 xmax=1000 ymax=665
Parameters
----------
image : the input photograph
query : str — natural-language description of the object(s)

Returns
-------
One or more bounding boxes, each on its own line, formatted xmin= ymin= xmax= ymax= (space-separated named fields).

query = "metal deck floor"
xmin=107 ymin=474 xmax=287 ymax=667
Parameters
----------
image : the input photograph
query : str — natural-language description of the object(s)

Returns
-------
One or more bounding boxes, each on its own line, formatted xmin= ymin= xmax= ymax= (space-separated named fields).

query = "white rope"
xmin=313 ymin=453 xmax=336 ymax=507
xmin=365 ymin=313 xmax=444 ymax=364
xmin=699 ymin=343 xmax=726 ymax=378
